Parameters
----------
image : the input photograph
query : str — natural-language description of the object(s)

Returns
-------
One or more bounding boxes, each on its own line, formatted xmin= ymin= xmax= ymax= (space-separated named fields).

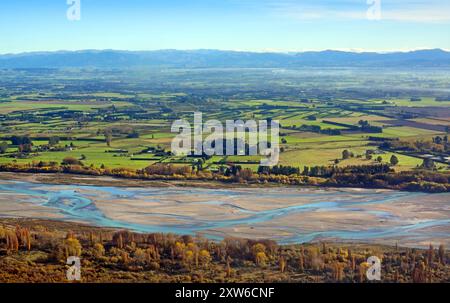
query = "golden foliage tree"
xmin=93 ymin=243 xmax=105 ymax=258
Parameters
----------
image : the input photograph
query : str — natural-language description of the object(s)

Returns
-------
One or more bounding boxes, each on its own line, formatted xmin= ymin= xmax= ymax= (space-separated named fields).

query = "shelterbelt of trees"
xmin=0 ymin=219 xmax=449 ymax=283
xmin=0 ymin=159 xmax=449 ymax=193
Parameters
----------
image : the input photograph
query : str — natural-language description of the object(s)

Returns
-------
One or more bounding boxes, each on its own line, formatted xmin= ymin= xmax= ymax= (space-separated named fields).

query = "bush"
xmin=61 ymin=157 xmax=83 ymax=166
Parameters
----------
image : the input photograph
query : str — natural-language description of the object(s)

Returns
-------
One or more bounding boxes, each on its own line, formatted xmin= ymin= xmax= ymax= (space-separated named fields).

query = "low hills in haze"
xmin=0 ymin=49 xmax=449 ymax=68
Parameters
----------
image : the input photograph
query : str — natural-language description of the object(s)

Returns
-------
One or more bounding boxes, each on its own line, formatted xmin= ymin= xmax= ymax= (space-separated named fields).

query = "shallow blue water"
xmin=0 ymin=180 xmax=449 ymax=245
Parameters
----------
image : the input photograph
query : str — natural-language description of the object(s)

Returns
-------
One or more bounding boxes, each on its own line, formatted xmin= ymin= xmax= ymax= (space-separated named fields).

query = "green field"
xmin=0 ymin=68 xmax=448 ymax=174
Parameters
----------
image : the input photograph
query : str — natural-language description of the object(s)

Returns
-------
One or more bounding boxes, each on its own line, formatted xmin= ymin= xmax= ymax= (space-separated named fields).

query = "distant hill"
xmin=0 ymin=49 xmax=449 ymax=68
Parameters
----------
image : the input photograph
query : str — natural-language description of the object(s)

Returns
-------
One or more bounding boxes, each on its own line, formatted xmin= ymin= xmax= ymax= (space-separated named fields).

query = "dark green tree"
xmin=390 ymin=155 xmax=399 ymax=166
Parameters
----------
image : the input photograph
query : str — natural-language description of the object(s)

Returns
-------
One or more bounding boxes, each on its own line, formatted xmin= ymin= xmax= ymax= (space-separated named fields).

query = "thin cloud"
xmin=261 ymin=0 xmax=450 ymax=23
xmin=381 ymin=9 xmax=450 ymax=22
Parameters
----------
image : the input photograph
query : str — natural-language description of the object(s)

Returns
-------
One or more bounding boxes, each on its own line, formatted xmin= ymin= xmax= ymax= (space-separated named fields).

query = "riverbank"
xmin=0 ymin=171 xmax=281 ymax=189
xmin=0 ymin=162 xmax=449 ymax=193
xmin=0 ymin=218 xmax=448 ymax=283
xmin=0 ymin=168 xmax=449 ymax=194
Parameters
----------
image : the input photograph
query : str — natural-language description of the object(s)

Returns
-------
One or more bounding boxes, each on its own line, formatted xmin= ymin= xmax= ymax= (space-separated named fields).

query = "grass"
xmin=374 ymin=127 xmax=441 ymax=138
xmin=383 ymin=97 xmax=450 ymax=107
xmin=280 ymin=145 xmax=368 ymax=167
xmin=0 ymin=100 xmax=115 ymax=114
xmin=283 ymin=133 xmax=364 ymax=144
xmin=0 ymin=151 xmax=153 ymax=170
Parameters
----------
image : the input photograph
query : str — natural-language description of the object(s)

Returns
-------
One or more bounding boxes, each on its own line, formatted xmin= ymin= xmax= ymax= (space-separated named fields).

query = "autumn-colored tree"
xmin=134 ymin=248 xmax=147 ymax=263
xmin=332 ymin=262 xmax=345 ymax=281
xmin=24 ymin=228 xmax=31 ymax=251
xmin=93 ymin=243 xmax=105 ymax=258
xmin=251 ymin=243 xmax=266 ymax=259
xmin=15 ymin=226 xmax=31 ymax=251
xmin=121 ymin=251 xmax=130 ymax=264
xmin=190 ymin=244 xmax=199 ymax=268
xmin=115 ymin=234 xmax=123 ymax=249
xmin=6 ymin=230 xmax=19 ymax=252
xmin=226 ymin=256 xmax=232 ymax=278
xmin=65 ymin=238 xmax=82 ymax=258
xmin=54 ymin=236 xmax=83 ymax=262
xmin=358 ymin=262 xmax=369 ymax=283
xmin=298 ymin=253 xmax=305 ymax=273
xmin=438 ymin=244 xmax=445 ymax=265
xmin=105 ymin=131 xmax=112 ymax=147
xmin=88 ymin=232 xmax=95 ymax=246
xmin=61 ymin=157 xmax=83 ymax=166
xmin=308 ymin=247 xmax=323 ymax=271
xmin=144 ymin=245 xmax=157 ymax=262
xmin=350 ymin=255 xmax=356 ymax=272
xmin=412 ymin=261 xmax=427 ymax=283
xmin=255 ymin=252 xmax=268 ymax=267
xmin=393 ymin=270 xmax=400 ymax=283
xmin=199 ymin=250 xmax=211 ymax=268
xmin=185 ymin=250 xmax=194 ymax=269
xmin=170 ymin=247 xmax=175 ymax=262
xmin=279 ymin=255 xmax=286 ymax=273
xmin=322 ymin=242 xmax=327 ymax=254
xmin=427 ymin=244 xmax=434 ymax=265
xmin=0 ymin=226 xmax=5 ymax=239
xmin=18 ymin=144 xmax=32 ymax=153
xmin=239 ymin=168 xmax=253 ymax=180
xmin=174 ymin=241 xmax=186 ymax=259
xmin=112 ymin=230 xmax=135 ymax=248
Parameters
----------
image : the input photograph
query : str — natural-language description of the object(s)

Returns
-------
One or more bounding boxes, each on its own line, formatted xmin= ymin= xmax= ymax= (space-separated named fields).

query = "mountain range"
xmin=0 ymin=49 xmax=449 ymax=68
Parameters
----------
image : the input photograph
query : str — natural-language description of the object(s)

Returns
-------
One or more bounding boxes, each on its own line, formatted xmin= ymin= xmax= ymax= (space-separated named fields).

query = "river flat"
xmin=0 ymin=173 xmax=449 ymax=247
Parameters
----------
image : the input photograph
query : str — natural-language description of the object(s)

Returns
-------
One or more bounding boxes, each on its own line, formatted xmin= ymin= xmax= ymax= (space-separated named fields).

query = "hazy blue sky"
xmin=1 ymin=0 xmax=449 ymax=53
